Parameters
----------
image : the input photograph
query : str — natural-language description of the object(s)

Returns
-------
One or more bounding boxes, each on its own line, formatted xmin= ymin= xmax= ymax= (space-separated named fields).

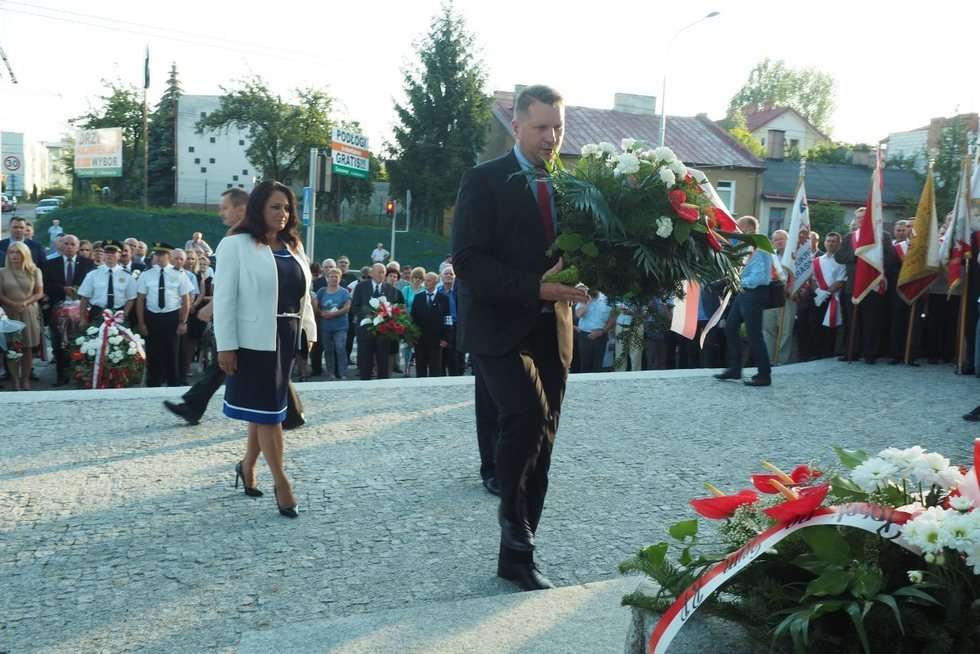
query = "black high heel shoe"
xmin=274 ymin=485 xmax=299 ymax=518
xmin=235 ymin=461 xmax=263 ymax=497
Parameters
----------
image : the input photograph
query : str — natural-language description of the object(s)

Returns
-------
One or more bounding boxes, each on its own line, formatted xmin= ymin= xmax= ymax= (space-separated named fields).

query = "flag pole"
xmin=142 ymin=46 xmax=149 ymax=209
xmin=956 ymin=155 xmax=973 ymax=373
xmin=846 ymin=301 xmax=859 ymax=362
xmin=904 ymin=302 xmax=916 ymax=365
xmin=775 ymin=157 xmax=806 ymax=364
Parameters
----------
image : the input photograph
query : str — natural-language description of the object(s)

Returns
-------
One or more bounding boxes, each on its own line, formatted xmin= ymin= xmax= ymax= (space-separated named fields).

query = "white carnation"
xmin=658 ymin=167 xmax=676 ymax=187
xmin=86 ymin=326 xmax=99 ymax=336
xmin=851 ymin=457 xmax=898 ymax=492
xmin=652 ymin=146 xmax=676 ymax=163
xmin=620 ymin=138 xmax=638 ymax=152
xmin=108 ymin=327 xmax=119 ymax=336
xmin=75 ymin=336 xmax=86 ymax=345
xmin=613 ymin=152 xmax=641 ymax=176
xmin=109 ymin=335 xmax=123 ymax=346
xmin=656 ymin=216 xmax=673 ymax=238
xmin=669 ymin=160 xmax=688 ymax=178
xmin=598 ymin=141 xmax=616 ymax=155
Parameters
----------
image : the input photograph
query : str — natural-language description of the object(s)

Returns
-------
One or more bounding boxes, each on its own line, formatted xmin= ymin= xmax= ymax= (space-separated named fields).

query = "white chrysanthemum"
xmin=901 ymin=507 xmax=949 ymax=554
xmin=613 ymin=152 xmax=641 ymax=176
xmin=109 ymin=335 xmax=123 ymax=346
xmin=368 ymin=297 xmax=381 ymax=309
xmin=598 ymin=141 xmax=616 ymax=154
xmin=652 ymin=146 xmax=677 ymax=163
xmin=620 ymin=138 xmax=638 ymax=152
xmin=880 ymin=446 xmax=927 ymax=475
xmin=656 ymin=216 xmax=673 ymax=238
xmin=669 ymin=160 xmax=687 ymax=178
xmin=658 ymin=167 xmax=676 ymax=187
xmin=940 ymin=467 xmax=967 ymax=489
xmin=965 ymin=546 xmax=980 ymax=575
xmin=581 ymin=144 xmax=599 ymax=158
xmin=87 ymin=326 xmax=99 ymax=336
xmin=108 ymin=327 xmax=119 ymax=337
xmin=941 ymin=511 xmax=975 ymax=551
xmin=851 ymin=457 xmax=898 ymax=492
xmin=950 ymin=495 xmax=975 ymax=512
xmin=907 ymin=570 xmax=924 ymax=584
xmin=638 ymin=149 xmax=655 ymax=161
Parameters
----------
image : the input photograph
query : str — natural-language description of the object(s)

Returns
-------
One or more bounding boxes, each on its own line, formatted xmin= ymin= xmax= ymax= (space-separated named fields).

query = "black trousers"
xmin=357 ymin=328 xmax=390 ymax=380
xmin=473 ymin=313 xmax=565 ymax=563
xmin=414 ymin=341 xmax=443 ymax=377
xmin=850 ymin=292 xmax=885 ymax=361
xmin=443 ymin=346 xmax=465 ymax=376
xmin=471 ymin=357 xmax=498 ymax=481
xmin=576 ymin=331 xmax=608 ymax=372
xmin=724 ymin=286 xmax=770 ymax=377
xmin=181 ymin=359 xmax=303 ymax=421
xmin=145 ymin=310 xmax=180 ymax=387
xmin=309 ymin=338 xmax=323 ymax=376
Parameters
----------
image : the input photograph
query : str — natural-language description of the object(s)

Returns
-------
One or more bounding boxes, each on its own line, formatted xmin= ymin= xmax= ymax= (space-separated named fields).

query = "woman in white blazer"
xmin=213 ymin=180 xmax=316 ymax=518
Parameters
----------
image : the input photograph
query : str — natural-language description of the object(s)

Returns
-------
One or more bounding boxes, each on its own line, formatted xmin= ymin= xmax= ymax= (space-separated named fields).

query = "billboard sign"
xmin=330 ymin=127 xmax=370 ymax=179
xmin=75 ymin=128 xmax=123 ymax=177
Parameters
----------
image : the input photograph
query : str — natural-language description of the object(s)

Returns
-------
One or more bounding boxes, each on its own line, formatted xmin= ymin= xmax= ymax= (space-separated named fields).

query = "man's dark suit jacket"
xmin=0 ymin=238 xmax=46 ymax=268
xmin=451 ymin=151 xmax=562 ymax=359
xmin=43 ymin=256 xmax=96 ymax=304
xmin=834 ymin=231 xmax=899 ymax=294
xmin=411 ymin=291 xmax=450 ymax=346
xmin=351 ymin=280 xmax=402 ymax=324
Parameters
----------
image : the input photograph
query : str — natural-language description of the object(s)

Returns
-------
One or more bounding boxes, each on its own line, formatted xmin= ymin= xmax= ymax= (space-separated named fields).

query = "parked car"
xmin=1 ymin=194 xmax=12 ymax=212
xmin=34 ymin=198 xmax=62 ymax=218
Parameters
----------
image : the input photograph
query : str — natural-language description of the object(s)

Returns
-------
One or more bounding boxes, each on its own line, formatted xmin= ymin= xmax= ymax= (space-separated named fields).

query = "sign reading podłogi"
xmin=75 ymin=128 xmax=123 ymax=178
xmin=330 ymin=127 xmax=370 ymax=179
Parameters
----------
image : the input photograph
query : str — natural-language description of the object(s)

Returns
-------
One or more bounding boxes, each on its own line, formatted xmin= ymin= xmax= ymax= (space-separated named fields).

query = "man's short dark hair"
xmin=826 ymin=231 xmax=842 ymax=240
xmin=10 ymin=217 xmax=26 ymax=225
xmin=515 ymin=85 xmax=564 ymax=116
xmin=221 ymin=187 xmax=249 ymax=207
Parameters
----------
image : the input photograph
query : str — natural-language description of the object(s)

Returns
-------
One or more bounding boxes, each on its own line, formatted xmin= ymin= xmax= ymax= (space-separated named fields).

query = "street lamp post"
xmin=659 ymin=11 xmax=720 ymax=147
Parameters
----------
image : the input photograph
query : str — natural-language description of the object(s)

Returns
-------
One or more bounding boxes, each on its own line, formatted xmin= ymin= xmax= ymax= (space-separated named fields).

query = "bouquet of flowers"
xmin=541 ymin=140 xmax=772 ymax=306
xmin=359 ymin=296 xmax=420 ymax=344
xmin=622 ymin=442 xmax=980 ymax=654
xmin=71 ymin=311 xmax=146 ymax=388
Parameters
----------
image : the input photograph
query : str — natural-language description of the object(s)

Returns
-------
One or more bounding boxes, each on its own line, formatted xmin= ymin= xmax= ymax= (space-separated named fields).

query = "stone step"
xmin=239 ymin=578 xmax=637 ymax=654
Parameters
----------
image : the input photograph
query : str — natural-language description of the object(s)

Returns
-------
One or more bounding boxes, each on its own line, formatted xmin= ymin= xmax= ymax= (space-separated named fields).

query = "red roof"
xmin=492 ymin=93 xmax=763 ymax=170
xmin=744 ymin=106 xmax=791 ymax=132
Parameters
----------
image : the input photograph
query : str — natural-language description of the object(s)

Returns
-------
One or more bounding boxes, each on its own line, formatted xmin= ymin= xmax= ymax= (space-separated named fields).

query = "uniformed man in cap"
xmin=136 ymin=242 xmax=193 ymax=387
xmin=78 ymin=240 xmax=139 ymax=327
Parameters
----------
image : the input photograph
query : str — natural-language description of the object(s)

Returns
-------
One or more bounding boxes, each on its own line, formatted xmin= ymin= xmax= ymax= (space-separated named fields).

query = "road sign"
xmin=75 ymin=127 xmax=123 ymax=177
xmin=302 ymin=186 xmax=312 ymax=226
xmin=3 ymin=155 xmax=21 ymax=172
xmin=330 ymin=127 xmax=370 ymax=179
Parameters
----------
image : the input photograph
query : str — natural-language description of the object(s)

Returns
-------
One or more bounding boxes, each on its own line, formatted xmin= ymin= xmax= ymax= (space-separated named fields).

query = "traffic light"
xmin=385 ymin=199 xmax=396 ymax=216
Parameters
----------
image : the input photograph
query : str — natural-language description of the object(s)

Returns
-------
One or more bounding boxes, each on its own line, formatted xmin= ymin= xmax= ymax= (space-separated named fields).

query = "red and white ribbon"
xmin=647 ymin=503 xmax=918 ymax=654
xmin=91 ymin=310 xmax=145 ymax=389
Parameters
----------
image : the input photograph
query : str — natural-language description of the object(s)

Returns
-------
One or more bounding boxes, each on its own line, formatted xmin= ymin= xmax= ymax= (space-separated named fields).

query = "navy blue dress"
xmin=223 ymin=247 xmax=305 ymax=424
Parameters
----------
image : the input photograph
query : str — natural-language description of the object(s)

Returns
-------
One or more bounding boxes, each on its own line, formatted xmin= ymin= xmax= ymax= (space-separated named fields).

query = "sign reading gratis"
xmin=75 ymin=128 xmax=123 ymax=178
xmin=330 ymin=127 xmax=370 ymax=179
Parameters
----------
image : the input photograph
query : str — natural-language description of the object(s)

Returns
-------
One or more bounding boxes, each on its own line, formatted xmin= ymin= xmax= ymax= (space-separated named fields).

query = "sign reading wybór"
xmin=330 ymin=127 xmax=370 ymax=179
xmin=75 ymin=128 xmax=123 ymax=178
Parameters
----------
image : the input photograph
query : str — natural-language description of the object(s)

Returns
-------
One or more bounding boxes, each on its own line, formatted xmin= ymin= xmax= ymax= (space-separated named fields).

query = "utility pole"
xmin=142 ymin=46 xmax=150 ymax=209
xmin=0 ymin=40 xmax=17 ymax=239
xmin=306 ymin=147 xmax=317 ymax=261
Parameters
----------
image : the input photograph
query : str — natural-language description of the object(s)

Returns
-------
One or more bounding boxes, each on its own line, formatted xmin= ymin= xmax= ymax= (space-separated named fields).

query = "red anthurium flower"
xmin=764 ymin=483 xmax=832 ymax=523
xmin=668 ymin=189 xmax=687 ymax=206
xmin=690 ymin=489 xmax=759 ymax=520
xmin=751 ymin=464 xmax=822 ymax=494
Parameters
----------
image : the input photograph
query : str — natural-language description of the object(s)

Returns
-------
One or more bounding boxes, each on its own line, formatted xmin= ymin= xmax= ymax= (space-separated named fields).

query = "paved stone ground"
xmin=1 ymin=361 xmax=977 ymax=653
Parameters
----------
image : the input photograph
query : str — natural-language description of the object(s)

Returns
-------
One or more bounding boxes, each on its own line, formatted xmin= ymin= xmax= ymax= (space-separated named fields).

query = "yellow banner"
xmin=897 ymin=171 xmax=940 ymax=304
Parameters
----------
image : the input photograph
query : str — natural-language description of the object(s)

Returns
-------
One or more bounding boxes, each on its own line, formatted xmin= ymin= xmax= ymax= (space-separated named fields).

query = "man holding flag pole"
xmin=941 ymin=152 xmax=978 ymax=375
xmin=773 ymin=158 xmax=813 ymax=364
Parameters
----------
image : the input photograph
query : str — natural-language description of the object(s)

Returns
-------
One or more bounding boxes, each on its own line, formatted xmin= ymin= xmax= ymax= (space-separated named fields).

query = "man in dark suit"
xmin=43 ymin=234 xmax=95 ymax=385
xmin=453 ymin=84 xmax=588 ymax=591
xmin=411 ymin=271 xmax=450 ymax=377
xmin=351 ymin=262 xmax=402 ymax=380
xmin=0 ymin=217 xmax=46 ymax=267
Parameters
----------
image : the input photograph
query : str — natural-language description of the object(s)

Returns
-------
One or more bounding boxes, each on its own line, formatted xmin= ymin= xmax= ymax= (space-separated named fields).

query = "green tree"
xmin=387 ymin=2 xmax=491 ymax=233
xmin=789 ymin=141 xmax=854 ymax=164
xmin=933 ymin=117 xmax=976 ymax=217
xmin=724 ymin=109 xmax=765 ymax=158
xmin=146 ymin=63 xmax=182 ymax=206
xmin=808 ymin=201 xmax=847 ymax=239
xmin=197 ymin=77 xmax=333 ymax=184
xmin=727 ymin=58 xmax=836 ymax=134
xmin=69 ymin=80 xmax=146 ymax=202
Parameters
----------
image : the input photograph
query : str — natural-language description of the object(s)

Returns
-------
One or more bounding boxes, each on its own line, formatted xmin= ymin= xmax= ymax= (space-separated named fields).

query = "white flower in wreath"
xmin=620 ymin=137 xmax=638 ymax=152
xmin=656 ymin=216 xmax=673 ymax=238
xmin=359 ymin=318 xmax=372 ymax=327
xmin=901 ymin=506 xmax=949 ymax=554
xmin=86 ymin=326 xmax=99 ymax=336
xmin=108 ymin=351 xmax=123 ymax=364
xmin=598 ymin=141 xmax=616 ymax=155
xmin=652 ymin=146 xmax=676 ymax=163
xmin=580 ymin=143 xmax=599 ymax=158
xmin=906 ymin=570 xmax=924 ymax=584
xmin=368 ymin=297 xmax=381 ymax=309
xmin=372 ymin=315 xmax=384 ymax=326
xmin=669 ymin=160 xmax=688 ymax=178
xmin=950 ymin=495 xmax=974 ymax=512
xmin=940 ymin=510 xmax=975 ymax=551
xmin=75 ymin=336 xmax=86 ymax=346
xmin=658 ymin=167 xmax=677 ymax=187
xmin=109 ymin=335 xmax=123 ymax=346
xmin=613 ymin=152 xmax=641 ymax=176
xmin=108 ymin=327 xmax=119 ymax=337
xmin=851 ymin=457 xmax=898 ymax=491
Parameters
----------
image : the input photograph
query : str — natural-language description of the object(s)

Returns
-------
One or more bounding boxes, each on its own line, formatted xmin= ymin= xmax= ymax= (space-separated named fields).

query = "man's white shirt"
xmin=136 ymin=264 xmax=193 ymax=313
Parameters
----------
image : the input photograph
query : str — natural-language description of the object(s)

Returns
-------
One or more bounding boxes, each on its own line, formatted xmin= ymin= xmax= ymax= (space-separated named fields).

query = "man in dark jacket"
xmin=411 ymin=271 xmax=450 ymax=377
xmin=351 ymin=263 xmax=403 ymax=380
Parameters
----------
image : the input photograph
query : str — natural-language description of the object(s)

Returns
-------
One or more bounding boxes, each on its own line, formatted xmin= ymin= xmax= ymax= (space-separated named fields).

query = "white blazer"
xmin=213 ymin=233 xmax=316 ymax=352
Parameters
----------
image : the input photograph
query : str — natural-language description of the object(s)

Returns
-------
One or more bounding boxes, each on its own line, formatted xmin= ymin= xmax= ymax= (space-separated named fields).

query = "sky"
xmin=1 ymin=0 xmax=978 ymax=151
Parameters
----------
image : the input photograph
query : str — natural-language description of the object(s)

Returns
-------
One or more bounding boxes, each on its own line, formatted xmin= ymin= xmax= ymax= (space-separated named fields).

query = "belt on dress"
xmin=276 ymin=312 xmax=302 ymax=319
xmin=276 ymin=312 xmax=304 ymax=351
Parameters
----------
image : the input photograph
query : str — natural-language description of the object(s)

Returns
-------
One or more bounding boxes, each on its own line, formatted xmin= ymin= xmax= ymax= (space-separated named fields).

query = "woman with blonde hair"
xmin=0 ymin=242 xmax=44 ymax=389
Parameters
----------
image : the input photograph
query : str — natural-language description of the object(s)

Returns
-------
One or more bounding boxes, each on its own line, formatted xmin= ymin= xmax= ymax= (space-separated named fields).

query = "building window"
xmin=239 ymin=139 xmax=245 ymax=146
xmin=238 ymin=184 xmax=244 ymax=188
xmin=789 ymin=139 xmax=800 ymax=151
xmin=232 ymin=175 xmax=239 ymax=181
xmin=209 ymin=137 xmax=216 ymax=144
xmin=242 ymin=169 xmax=248 ymax=175
xmin=194 ymin=158 xmax=200 ymax=164
xmin=200 ymin=111 xmax=207 ymax=119
xmin=715 ymin=180 xmax=736 ymax=213
xmin=200 ymin=167 xmax=207 ymax=173
xmin=188 ymin=146 xmax=195 ymax=153
xmin=769 ymin=207 xmax=786 ymax=233
xmin=226 ymin=183 xmax=233 ymax=189
xmin=209 ymin=157 xmax=215 ymax=164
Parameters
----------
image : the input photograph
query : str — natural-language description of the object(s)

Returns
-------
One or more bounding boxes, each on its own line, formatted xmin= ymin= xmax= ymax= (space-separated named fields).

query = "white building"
xmin=883 ymin=113 xmax=978 ymax=173
xmin=175 ymin=95 xmax=255 ymax=207
xmin=43 ymin=141 xmax=71 ymax=190
xmin=1 ymin=131 xmax=51 ymax=199
xmin=744 ymin=106 xmax=830 ymax=158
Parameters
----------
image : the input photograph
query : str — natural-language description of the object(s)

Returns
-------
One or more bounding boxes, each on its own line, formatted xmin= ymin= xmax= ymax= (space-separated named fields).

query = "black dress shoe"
xmin=483 ymin=477 xmax=501 ymax=496
xmin=964 ymin=407 xmax=980 ymax=422
xmin=743 ymin=375 xmax=771 ymax=387
xmin=497 ymin=561 xmax=555 ymax=591
xmin=163 ymin=400 xmax=202 ymax=425
xmin=714 ymin=370 xmax=740 ymax=381
xmin=888 ymin=358 xmax=902 ymax=365
xmin=282 ymin=414 xmax=306 ymax=431
xmin=499 ymin=507 xmax=534 ymax=552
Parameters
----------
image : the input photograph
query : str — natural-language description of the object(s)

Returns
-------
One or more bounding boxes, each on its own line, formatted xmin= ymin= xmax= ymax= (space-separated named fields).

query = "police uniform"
xmin=78 ymin=242 xmax=138 ymax=321
xmin=138 ymin=242 xmax=193 ymax=387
